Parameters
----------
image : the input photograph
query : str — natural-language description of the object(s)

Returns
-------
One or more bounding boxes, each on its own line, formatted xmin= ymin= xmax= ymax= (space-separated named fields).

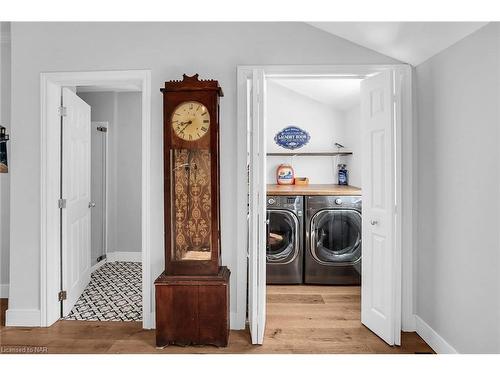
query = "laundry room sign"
xmin=274 ymin=126 xmax=310 ymax=150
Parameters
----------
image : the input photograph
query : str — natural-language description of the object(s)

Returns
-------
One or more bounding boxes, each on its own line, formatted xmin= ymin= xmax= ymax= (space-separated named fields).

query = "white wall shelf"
xmin=267 ymin=151 xmax=353 ymax=156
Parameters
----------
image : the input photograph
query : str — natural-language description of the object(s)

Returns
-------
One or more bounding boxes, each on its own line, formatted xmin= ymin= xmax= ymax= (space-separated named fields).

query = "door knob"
xmin=89 ymin=201 xmax=96 ymax=208
xmin=370 ymin=220 xmax=378 ymax=225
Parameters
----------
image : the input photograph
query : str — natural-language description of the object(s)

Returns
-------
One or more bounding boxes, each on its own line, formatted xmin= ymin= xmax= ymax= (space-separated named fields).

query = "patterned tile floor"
xmin=63 ymin=261 xmax=142 ymax=322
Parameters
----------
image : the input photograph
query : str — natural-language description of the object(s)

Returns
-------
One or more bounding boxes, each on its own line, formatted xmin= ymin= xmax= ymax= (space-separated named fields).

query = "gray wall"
xmin=78 ymin=91 xmax=142 ymax=266
xmin=0 ymin=22 xmax=11 ymax=295
xmin=115 ymin=92 xmax=142 ymax=254
xmin=416 ymin=23 xmax=500 ymax=353
xmin=7 ymin=22 xmax=397 ymax=323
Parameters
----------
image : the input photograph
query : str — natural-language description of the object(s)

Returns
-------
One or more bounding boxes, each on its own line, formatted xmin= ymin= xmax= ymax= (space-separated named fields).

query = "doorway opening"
xmin=265 ymin=76 xmax=365 ymax=347
xmin=59 ymin=87 xmax=143 ymax=322
xmin=40 ymin=70 xmax=152 ymax=329
xmin=237 ymin=65 xmax=414 ymax=347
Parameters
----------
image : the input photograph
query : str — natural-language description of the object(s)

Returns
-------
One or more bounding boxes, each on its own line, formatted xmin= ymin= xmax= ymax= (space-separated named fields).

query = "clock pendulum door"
xmin=172 ymin=148 xmax=212 ymax=261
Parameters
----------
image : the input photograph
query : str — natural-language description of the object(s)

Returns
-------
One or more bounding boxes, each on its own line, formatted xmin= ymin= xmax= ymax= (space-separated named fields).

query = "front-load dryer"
xmin=266 ymin=195 xmax=304 ymax=284
xmin=305 ymin=195 xmax=362 ymax=285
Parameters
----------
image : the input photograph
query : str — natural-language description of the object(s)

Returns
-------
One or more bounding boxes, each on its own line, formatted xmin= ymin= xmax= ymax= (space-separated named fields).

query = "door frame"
xmin=236 ymin=64 xmax=415 ymax=337
xmin=40 ymin=70 xmax=152 ymax=328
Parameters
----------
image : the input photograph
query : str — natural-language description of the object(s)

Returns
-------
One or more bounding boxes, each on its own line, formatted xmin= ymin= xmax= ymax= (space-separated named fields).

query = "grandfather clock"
xmin=155 ymin=74 xmax=230 ymax=347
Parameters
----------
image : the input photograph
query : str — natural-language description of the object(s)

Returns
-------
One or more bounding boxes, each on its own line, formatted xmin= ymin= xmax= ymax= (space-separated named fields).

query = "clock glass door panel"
xmin=171 ymin=148 xmax=212 ymax=262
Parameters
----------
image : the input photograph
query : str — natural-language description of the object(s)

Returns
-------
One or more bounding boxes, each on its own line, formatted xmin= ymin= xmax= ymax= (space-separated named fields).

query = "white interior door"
xmin=248 ymin=69 xmax=267 ymax=344
xmin=61 ymin=88 xmax=92 ymax=316
xmin=360 ymin=70 xmax=400 ymax=345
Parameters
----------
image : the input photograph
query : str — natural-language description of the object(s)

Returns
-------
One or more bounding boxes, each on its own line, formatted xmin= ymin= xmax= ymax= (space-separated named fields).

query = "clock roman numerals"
xmin=171 ymin=101 xmax=210 ymax=141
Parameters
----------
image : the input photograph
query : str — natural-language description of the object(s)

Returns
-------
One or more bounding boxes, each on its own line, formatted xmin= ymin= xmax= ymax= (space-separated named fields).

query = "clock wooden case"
xmin=155 ymin=74 xmax=229 ymax=347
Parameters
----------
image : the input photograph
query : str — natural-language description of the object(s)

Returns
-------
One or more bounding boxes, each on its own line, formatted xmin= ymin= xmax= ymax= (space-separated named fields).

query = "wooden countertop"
xmin=267 ymin=184 xmax=362 ymax=196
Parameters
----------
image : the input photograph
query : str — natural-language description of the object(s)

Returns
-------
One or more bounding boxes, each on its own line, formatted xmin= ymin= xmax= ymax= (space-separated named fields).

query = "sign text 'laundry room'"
xmin=274 ymin=126 xmax=310 ymax=150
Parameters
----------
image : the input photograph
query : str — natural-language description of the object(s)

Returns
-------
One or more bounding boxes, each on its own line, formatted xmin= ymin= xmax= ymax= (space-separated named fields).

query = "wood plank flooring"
xmin=0 ymin=286 xmax=433 ymax=354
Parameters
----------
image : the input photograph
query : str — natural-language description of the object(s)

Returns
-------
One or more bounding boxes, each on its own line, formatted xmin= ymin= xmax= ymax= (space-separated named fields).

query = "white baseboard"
xmin=106 ymin=251 xmax=141 ymax=263
xmin=5 ymin=309 xmax=41 ymax=327
xmin=415 ymin=315 xmax=458 ymax=354
xmin=0 ymin=283 xmax=8 ymax=298
xmin=90 ymin=258 xmax=107 ymax=274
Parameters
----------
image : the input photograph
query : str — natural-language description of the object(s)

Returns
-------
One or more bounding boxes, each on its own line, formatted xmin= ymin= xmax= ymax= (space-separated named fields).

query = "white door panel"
xmin=62 ymin=88 xmax=92 ymax=316
xmin=248 ymin=69 xmax=266 ymax=344
xmin=360 ymin=70 xmax=399 ymax=345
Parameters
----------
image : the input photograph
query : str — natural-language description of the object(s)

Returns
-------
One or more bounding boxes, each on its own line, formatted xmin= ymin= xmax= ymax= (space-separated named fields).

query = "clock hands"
xmin=178 ymin=120 xmax=193 ymax=134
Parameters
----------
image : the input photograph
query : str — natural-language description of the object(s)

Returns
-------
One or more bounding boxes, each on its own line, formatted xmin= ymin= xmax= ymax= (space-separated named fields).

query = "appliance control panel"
xmin=267 ymin=196 xmax=303 ymax=212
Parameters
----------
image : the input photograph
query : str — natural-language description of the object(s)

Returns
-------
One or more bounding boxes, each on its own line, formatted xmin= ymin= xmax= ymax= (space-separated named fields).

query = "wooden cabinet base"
xmin=154 ymin=266 xmax=230 ymax=347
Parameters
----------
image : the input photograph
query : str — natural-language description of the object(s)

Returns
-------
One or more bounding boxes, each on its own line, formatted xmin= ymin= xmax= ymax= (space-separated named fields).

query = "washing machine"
xmin=266 ymin=195 xmax=303 ymax=284
xmin=305 ymin=195 xmax=362 ymax=285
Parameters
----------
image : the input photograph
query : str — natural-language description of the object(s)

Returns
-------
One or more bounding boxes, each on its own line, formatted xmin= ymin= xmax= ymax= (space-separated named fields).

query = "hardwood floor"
xmin=0 ymin=286 xmax=433 ymax=354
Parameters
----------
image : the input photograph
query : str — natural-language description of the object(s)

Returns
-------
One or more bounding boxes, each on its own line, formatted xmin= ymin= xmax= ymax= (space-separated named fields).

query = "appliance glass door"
xmin=311 ymin=209 xmax=361 ymax=264
xmin=266 ymin=209 xmax=298 ymax=263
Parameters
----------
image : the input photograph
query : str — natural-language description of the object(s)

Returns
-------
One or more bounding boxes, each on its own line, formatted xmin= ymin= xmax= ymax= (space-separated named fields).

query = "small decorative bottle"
xmin=338 ymin=164 xmax=348 ymax=185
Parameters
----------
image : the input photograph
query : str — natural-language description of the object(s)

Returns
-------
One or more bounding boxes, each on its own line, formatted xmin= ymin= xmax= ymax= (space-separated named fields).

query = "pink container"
xmin=276 ymin=164 xmax=295 ymax=185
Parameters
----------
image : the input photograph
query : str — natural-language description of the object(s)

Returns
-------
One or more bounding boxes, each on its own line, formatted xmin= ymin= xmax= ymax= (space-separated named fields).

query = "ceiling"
xmin=308 ymin=22 xmax=488 ymax=65
xmin=271 ymin=78 xmax=362 ymax=112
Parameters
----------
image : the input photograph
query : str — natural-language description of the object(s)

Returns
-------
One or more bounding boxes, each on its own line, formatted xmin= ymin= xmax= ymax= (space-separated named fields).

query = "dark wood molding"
xmin=161 ymin=74 xmax=224 ymax=96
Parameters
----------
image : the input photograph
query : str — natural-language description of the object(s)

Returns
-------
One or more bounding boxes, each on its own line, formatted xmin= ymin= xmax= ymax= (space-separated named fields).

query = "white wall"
xmin=7 ymin=22 xmax=397 ymax=326
xmin=416 ymin=23 xmax=500 ymax=353
xmin=266 ymin=80 xmax=361 ymax=185
xmin=0 ymin=22 xmax=11 ymax=297
xmin=343 ymin=105 xmax=361 ymax=187
xmin=77 ymin=91 xmax=142 ymax=265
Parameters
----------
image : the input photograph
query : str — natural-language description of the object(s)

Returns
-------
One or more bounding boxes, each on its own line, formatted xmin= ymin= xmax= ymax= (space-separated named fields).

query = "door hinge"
xmin=58 ymin=290 xmax=67 ymax=301
xmin=58 ymin=198 xmax=67 ymax=209
xmin=58 ymin=106 xmax=67 ymax=117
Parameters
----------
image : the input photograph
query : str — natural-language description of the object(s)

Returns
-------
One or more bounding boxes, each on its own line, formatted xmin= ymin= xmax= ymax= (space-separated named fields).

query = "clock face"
xmin=171 ymin=101 xmax=210 ymax=141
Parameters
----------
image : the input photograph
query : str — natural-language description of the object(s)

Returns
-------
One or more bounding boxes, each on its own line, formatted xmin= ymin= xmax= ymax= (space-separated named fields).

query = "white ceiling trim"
xmin=307 ymin=22 xmax=489 ymax=65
